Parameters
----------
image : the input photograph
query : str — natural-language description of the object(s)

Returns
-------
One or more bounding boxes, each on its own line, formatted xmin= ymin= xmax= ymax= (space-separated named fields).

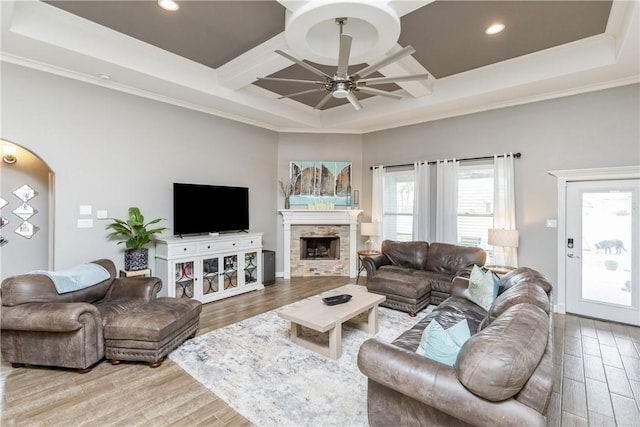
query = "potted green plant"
xmin=105 ymin=207 xmax=167 ymax=271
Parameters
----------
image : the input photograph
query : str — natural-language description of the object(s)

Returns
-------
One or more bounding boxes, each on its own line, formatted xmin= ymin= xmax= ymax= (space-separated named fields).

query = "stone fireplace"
xmin=300 ymin=235 xmax=340 ymax=260
xmin=279 ymin=209 xmax=362 ymax=278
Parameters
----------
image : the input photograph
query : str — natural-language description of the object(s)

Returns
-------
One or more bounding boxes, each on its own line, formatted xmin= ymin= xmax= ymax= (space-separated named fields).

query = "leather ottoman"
xmin=104 ymin=297 xmax=202 ymax=368
xmin=366 ymin=268 xmax=431 ymax=316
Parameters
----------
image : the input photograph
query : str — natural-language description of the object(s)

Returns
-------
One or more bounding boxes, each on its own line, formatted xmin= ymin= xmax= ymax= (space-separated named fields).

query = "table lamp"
xmin=361 ymin=222 xmax=381 ymax=251
xmin=488 ymin=228 xmax=519 ymax=268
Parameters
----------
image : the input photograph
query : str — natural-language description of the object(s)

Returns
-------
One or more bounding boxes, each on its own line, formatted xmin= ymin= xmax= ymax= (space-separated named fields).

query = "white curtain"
xmin=493 ymin=153 xmax=518 ymax=266
xmin=413 ymin=161 xmax=430 ymax=241
xmin=371 ymin=166 xmax=385 ymax=238
xmin=435 ymin=159 xmax=459 ymax=243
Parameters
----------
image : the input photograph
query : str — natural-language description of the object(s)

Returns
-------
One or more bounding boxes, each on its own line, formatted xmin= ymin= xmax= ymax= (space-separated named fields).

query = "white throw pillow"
xmin=463 ymin=265 xmax=499 ymax=311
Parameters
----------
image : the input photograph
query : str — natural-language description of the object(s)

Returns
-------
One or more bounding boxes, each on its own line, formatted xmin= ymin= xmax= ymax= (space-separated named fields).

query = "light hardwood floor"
xmin=0 ymin=277 xmax=351 ymax=426
xmin=2 ymin=276 xmax=639 ymax=426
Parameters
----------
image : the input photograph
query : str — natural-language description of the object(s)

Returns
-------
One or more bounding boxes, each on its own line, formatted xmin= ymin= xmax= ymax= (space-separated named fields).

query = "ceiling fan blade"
xmin=275 ymin=50 xmax=332 ymax=79
xmin=359 ymin=73 xmax=429 ymax=86
xmin=354 ymin=45 xmax=416 ymax=79
xmin=257 ymin=77 xmax=325 ymax=85
xmin=314 ymin=93 xmax=333 ymax=110
xmin=346 ymin=92 xmax=362 ymax=111
xmin=337 ymin=34 xmax=352 ymax=76
xmin=357 ymin=86 xmax=403 ymax=100
xmin=278 ymin=88 xmax=326 ymax=99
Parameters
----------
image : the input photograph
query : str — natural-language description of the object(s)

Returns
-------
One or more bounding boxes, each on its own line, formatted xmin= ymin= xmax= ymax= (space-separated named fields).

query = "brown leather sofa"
xmin=362 ymin=240 xmax=487 ymax=315
xmin=358 ymin=267 xmax=554 ymax=427
xmin=1 ymin=259 xmax=162 ymax=373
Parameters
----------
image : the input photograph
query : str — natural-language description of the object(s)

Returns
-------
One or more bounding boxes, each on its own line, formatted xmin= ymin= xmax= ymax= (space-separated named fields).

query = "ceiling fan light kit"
xmin=332 ymin=82 xmax=350 ymax=99
xmin=260 ymin=3 xmax=430 ymax=111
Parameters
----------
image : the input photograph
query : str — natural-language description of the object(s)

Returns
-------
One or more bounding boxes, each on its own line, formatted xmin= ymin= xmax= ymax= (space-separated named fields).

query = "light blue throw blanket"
xmin=32 ymin=263 xmax=110 ymax=294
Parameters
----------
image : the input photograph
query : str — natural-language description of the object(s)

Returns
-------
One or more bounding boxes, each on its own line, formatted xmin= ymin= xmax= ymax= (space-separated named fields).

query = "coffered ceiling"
xmin=1 ymin=1 xmax=638 ymax=133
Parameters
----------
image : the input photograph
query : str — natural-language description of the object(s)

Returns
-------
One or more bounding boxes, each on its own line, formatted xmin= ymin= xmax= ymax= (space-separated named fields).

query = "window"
xmin=382 ymin=170 xmax=414 ymax=241
xmin=457 ymin=164 xmax=495 ymax=261
xmin=379 ymin=164 xmax=497 ymax=259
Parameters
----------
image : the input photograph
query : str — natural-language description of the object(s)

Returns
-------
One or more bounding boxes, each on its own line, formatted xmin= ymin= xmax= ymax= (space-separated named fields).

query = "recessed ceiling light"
xmin=485 ymin=23 xmax=505 ymax=35
xmin=158 ymin=0 xmax=179 ymax=11
xmin=98 ymin=73 xmax=111 ymax=80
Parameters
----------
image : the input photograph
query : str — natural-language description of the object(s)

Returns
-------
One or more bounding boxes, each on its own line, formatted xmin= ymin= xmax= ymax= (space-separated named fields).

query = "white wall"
xmin=362 ymin=83 xmax=640 ymax=285
xmin=1 ymin=63 xmax=279 ymax=276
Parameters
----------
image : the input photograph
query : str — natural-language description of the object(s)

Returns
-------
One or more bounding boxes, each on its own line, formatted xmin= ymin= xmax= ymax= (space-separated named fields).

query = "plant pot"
xmin=125 ymin=248 xmax=149 ymax=271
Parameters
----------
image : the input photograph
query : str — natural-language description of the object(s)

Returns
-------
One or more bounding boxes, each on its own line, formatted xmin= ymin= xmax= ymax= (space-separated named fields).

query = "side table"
xmin=357 ymin=250 xmax=381 ymax=284
xmin=120 ymin=268 xmax=152 ymax=278
xmin=484 ymin=265 xmax=515 ymax=276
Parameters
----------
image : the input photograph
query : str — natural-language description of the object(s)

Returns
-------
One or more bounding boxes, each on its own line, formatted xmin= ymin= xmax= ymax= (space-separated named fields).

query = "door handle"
xmin=567 ymin=253 xmax=581 ymax=259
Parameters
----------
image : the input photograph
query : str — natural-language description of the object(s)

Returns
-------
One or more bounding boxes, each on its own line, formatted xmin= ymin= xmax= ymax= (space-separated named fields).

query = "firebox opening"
xmin=300 ymin=236 xmax=340 ymax=260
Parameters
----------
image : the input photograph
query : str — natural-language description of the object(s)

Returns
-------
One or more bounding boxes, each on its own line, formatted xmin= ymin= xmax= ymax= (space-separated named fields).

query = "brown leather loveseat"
xmin=358 ymin=267 xmax=554 ymax=427
xmin=1 ymin=259 xmax=162 ymax=373
xmin=363 ymin=240 xmax=486 ymax=315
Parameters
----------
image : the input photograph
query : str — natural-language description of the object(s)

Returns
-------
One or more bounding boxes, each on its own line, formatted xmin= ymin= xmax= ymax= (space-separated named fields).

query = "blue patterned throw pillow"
xmin=416 ymin=319 xmax=471 ymax=366
xmin=464 ymin=265 xmax=499 ymax=311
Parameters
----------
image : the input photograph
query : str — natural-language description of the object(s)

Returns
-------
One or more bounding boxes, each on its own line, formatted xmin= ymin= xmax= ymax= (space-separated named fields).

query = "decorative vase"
xmin=125 ymin=248 xmax=148 ymax=271
xmin=284 ymin=197 xmax=290 ymax=209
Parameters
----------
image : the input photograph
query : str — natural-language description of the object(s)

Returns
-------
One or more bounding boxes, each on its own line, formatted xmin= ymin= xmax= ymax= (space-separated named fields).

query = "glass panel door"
xmin=566 ymin=180 xmax=639 ymax=325
xmin=244 ymin=251 xmax=258 ymax=285
xmin=174 ymin=260 xmax=194 ymax=299
xmin=202 ymin=257 xmax=220 ymax=296
xmin=223 ymin=255 xmax=238 ymax=290
xmin=581 ymin=192 xmax=632 ymax=306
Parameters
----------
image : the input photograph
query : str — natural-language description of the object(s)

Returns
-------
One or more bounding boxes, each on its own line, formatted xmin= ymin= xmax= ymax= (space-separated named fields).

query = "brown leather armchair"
xmin=1 ymin=259 xmax=162 ymax=373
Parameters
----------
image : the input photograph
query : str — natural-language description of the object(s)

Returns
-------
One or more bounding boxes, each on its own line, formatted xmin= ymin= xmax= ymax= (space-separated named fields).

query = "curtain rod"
xmin=369 ymin=152 xmax=521 ymax=170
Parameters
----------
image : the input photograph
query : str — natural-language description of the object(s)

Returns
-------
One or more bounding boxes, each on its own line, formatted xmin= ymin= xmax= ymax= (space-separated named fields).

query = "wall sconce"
xmin=3 ymin=145 xmax=17 ymax=164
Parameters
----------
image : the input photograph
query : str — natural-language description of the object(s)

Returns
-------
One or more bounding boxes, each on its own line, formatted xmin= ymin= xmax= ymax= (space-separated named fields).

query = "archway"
xmin=0 ymin=139 xmax=53 ymax=280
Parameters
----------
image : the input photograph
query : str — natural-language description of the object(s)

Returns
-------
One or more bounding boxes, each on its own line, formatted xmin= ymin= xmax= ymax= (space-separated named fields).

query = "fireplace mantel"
xmin=279 ymin=209 xmax=363 ymax=279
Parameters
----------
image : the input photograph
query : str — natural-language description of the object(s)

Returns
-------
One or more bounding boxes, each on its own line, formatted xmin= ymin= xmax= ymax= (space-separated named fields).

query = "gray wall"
xmin=2 ymin=60 xmax=638 ymax=287
xmin=1 ymin=63 xmax=278 ymax=277
xmin=362 ymin=83 xmax=640 ymax=284
xmin=275 ymin=133 xmax=364 ymax=272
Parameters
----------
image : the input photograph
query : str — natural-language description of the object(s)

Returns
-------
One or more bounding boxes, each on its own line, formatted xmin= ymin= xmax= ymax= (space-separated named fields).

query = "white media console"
xmin=155 ymin=232 xmax=263 ymax=304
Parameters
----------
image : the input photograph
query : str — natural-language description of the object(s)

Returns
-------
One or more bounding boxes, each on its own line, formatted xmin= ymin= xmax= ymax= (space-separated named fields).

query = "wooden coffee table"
xmin=277 ymin=284 xmax=386 ymax=359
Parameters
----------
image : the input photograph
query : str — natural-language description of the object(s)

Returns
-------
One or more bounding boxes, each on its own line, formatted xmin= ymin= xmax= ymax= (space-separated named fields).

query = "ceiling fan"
xmin=257 ymin=18 xmax=428 ymax=111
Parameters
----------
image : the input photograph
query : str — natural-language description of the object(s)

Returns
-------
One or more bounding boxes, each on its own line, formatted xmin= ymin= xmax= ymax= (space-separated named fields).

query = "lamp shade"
xmin=361 ymin=222 xmax=381 ymax=237
xmin=488 ymin=228 xmax=519 ymax=248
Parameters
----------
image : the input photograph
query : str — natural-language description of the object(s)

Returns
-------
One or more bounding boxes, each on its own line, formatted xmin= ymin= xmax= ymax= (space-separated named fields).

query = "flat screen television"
xmin=173 ymin=183 xmax=249 ymax=236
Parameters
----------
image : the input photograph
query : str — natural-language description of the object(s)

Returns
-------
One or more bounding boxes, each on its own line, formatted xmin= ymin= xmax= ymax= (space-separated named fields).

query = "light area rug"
xmin=169 ymin=300 xmax=432 ymax=427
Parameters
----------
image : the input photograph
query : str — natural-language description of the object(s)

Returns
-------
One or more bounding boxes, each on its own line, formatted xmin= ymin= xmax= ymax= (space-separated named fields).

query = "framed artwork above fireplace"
xmin=289 ymin=161 xmax=352 ymax=206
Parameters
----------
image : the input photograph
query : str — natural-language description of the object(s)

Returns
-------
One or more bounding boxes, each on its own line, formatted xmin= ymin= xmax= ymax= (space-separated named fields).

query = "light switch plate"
xmin=96 ymin=210 xmax=108 ymax=219
xmin=77 ymin=219 xmax=93 ymax=228
xmin=79 ymin=205 xmax=92 ymax=215
xmin=546 ymin=219 xmax=557 ymax=228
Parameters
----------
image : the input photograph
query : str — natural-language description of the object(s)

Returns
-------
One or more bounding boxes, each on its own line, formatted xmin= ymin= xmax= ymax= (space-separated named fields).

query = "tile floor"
xmin=548 ymin=313 xmax=640 ymax=426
